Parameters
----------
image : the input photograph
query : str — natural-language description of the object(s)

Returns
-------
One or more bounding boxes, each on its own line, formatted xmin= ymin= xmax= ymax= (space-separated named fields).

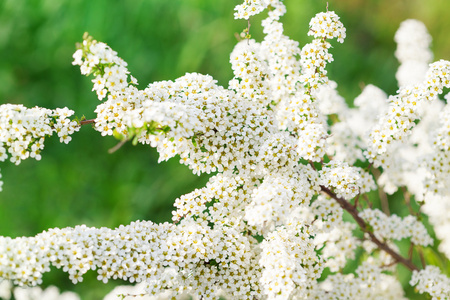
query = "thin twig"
xmin=402 ymin=186 xmax=417 ymax=216
xmin=417 ymin=246 xmax=427 ymax=269
xmin=353 ymin=194 xmax=360 ymax=209
xmin=408 ymin=243 xmax=414 ymax=260
xmin=321 ymin=185 xmax=419 ymax=272
xmin=381 ymin=260 xmax=398 ymax=269
xmin=308 ymin=160 xmax=317 ymax=171
xmin=362 ymin=193 xmax=372 ymax=209
xmin=247 ymin=19 xmax=251 ymax=45
xmin=108 ymin=139 xmax=128 ymax=154
xmin=370 ymin=166 xmax=390 ymax=215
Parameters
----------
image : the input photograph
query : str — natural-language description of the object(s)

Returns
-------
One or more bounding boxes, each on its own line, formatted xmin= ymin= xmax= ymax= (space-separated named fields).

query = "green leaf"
xmin=191 ymin=136 xmax=198 ymax=148
xmin=132 ymin=135 xmax=139 ymax=146
xmin=112 ymin=129 xmax=125 ymax=141
xmin=423 ymin=247 xmax=448 ymax=274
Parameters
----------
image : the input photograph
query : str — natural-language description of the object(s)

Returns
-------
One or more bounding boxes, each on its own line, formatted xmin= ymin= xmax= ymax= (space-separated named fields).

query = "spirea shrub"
xmin=1 ymin=0 xmax=450 ymax=299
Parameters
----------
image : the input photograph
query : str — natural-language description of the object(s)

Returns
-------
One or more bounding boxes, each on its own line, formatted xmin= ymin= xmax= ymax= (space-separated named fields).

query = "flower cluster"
xmin=0 ymin=219 xmax=262 ymax=299
xmin=420 ymin=97 xmax=450 ymax=261
xmin=394 ymin=19 xmax=433 ymax=87
xmin=74 ymin=35 xmax=282 ymax=175
xmin=233 ymin=0 xmax=269 ymax=20
xmin=71 ymin=0 xmax=344 ymax=173
xmin=172 ymin=174 xmax=254 ymax=229
xmin=0 ymin=104 xmax=79 ymax=165
xmin=260 ymin=6 xmax=299 ymax=103
xmin=316 ymin=260 xmax=408 ymax=299
xmin=308 ymin=11 xmax=346 ymax=42
xmin=259 ymin=221 xmax=323 ymax=299
xmin=103 ymin=283 xmax=172 ymax=300
xmin=344 ymin=19 xmax=442 ymax=196
xmin=319 ymin=160 xmax=375 ymax=200
xmin=244 ymin=165 xmax=319 ymax=233
xmin=72 ymin=35 xmax=140 ymax=139
xmin=325 ymin=84 xmax=387 ymax=165
xmin=0 ymin=281 xmax=80 ymax=300
xmin=312 ymin=195 xmax=360 ymax=271
xmin=229 ymin=40 xmax=273 ymax=107
xmin=366 ymin=60 xmax=450 ymax=168
xmin=299 ymin=11 xmax=346 ymax=90
xmin=359 ymin=209 xmax=433 ymax=246
xmin=275 ymin=91 xmax=328 ymax=161
xmin=422 ymin=194 xmax=450 ymax=260
xmin=410 ymin=266 xmax=450 ymax=299
xmin=423 ymin=104 xmax=450 ymax=196
xmin=72 ymin=35 xmax=131 ymax=98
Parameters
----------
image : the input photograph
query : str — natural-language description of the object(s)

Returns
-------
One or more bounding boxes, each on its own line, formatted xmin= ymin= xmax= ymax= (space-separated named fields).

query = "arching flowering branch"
xmin=366 ymin=60 xmax=450 ymax=168
xmin=0 ymin=105 xmax=80 ymax=191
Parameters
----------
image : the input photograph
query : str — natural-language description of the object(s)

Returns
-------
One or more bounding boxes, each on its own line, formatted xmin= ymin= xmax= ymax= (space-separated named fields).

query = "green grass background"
xmin=1 ymin=0 xmax=450 ymax=298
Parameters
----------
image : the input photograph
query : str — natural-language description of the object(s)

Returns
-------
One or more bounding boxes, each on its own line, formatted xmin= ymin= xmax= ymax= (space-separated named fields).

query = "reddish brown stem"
xmin=408 ymin=243 xmax=414 ymax=260
xmin=417 ymin=246 xmax=427 ymax=269
xmin=80 ymin=119 xmax=95 ymax=126
xmin=320 ymin=185 xmax=419 ymax=272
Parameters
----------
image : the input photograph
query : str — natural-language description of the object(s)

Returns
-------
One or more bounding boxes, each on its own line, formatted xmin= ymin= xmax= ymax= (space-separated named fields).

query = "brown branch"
xmin=320 ymin=185 xmax=419 ymax=272
xmin=308 ymin=160 xmax=317 ymax=171
xmin=79 ymin=119 xmax=95 ymax=126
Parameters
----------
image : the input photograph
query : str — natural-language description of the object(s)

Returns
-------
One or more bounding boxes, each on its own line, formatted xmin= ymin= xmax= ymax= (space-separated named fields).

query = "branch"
xmin=370 ymin=166 xmax=390 ymax=215
xmin=108 ymin=139 xmax=128 ymax=154
xmin=417 ymin=245 xmax=427 ymax=269
xmin=320 ymin=185 xmax=419 ymax=272
xmin=79 ymin=118 xmax=95 ymax=126
xmin=402 ymin=186 xmax=418 ymax=217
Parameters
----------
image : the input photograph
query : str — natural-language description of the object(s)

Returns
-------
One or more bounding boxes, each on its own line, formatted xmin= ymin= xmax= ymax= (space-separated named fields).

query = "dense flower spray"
xmin=1 ymin=1 xmax=450 ymax=299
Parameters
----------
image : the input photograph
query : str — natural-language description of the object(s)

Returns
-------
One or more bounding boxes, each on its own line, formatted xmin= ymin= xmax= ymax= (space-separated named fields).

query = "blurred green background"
xmin=1 ymin=0 xmax=450 ymax=298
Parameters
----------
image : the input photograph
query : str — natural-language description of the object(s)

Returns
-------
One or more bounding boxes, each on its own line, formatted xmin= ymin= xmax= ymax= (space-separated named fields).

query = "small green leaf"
xmin=161 ymin=125 xmax=171 ymax=133
xmin=132 ymin=135 xmax=139 ymax=146
xmin=191 ymin=136 xmax=198 ymax=147
xmin=112 ymin=129 xmax=125 ymax=141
